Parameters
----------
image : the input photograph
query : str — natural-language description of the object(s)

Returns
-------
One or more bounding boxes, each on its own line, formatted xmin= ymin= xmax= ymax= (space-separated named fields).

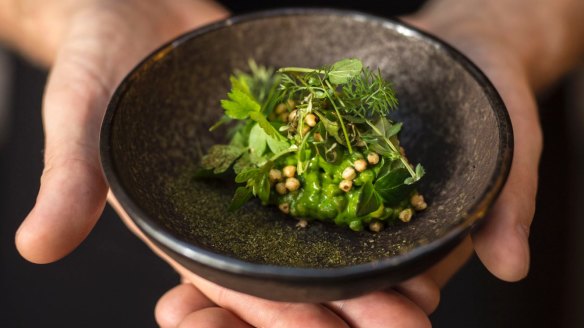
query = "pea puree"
xmin=272 ymin=151 xmax=411 ymax=231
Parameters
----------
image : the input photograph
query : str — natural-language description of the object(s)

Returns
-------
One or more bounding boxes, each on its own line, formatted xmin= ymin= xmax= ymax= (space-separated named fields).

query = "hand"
xmin=7 ymin=1 xmax=455 ymax=326
xmin=106 ymin=192 xmax=472 ymax=328
xmin=5 ymin=0 xmax=557 ymax=326
xmin=157 ymin=245 xmax=474 ymax=328
xmin=404 ymin=2 xmax=543 ymax=282
xmin=155 ymin=279 xmax=438 ymax=328
xmin=150 ymin=5 xmax=548 ymax=325
xmin=6 ymin=1 xmax=452 ymax=326
xmin=9 ymin=0 xmax=228 ymax=263
xmin=406 ymin=0 xmax=584 ymax=282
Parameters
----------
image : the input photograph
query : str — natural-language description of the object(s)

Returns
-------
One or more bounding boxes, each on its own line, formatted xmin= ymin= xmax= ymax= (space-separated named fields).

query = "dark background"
xmin=2 ymin=1 xmax=583 ymax=327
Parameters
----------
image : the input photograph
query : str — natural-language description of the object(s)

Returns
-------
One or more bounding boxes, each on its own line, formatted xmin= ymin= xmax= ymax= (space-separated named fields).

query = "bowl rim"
xmin=100 ymin=8 xmax=513 ymax=280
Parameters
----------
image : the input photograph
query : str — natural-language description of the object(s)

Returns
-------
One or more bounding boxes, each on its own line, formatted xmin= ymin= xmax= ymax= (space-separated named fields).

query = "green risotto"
xmin=200 ymin=58 xmax=426 ymax=232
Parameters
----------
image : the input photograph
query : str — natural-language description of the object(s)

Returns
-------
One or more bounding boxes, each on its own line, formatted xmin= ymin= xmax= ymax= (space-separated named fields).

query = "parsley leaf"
xmin=248 ymin=123 xmax=267 ymax=156
xmin=221 ymin=77 xmax=261 ymax=119
xmin=266 ymin=134 xmax=290 ymax=153
xmin=200 ymin=145 xmax=245 ymax=174
xmin=248 ymin=111 xmax=285 ymax=140
xmin=230 ymin=161 xmax=274 ymax=210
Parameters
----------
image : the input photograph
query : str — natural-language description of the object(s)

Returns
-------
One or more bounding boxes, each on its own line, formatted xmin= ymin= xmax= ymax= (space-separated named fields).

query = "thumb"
xmin=14 ymin=1 xmax=230 ymax=264
xmin=472 ymin=72 xmax=541 ymax=281
xmin=15 ymin=32 xmax=112 ymax=264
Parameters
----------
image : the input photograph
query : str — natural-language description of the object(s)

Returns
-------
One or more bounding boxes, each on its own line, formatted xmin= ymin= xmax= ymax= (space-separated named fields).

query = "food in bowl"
xmin=100 ymin=10 xmax=513 ymax=301
xmin=199 ymin=58 xmax=426 ymax=232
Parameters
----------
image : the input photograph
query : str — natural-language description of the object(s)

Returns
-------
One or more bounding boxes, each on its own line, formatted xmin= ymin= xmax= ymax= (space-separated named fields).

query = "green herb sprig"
xmin=277 ymin=58 xmax=424 ymax=184
xmin=200 ymin=58 xmax=425 ymax=215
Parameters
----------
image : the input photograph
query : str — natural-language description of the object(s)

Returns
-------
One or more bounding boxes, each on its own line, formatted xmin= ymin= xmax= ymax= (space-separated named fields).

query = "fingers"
xmin=426 ymin=236 xmax=474 ymax=287
xmin=164 ymin=0 xmax=230 ymax=32
xmin=178 ymin=308 xmax=252 ymax=328
xmin=15 ymin=0 xmax=229 ymax=264
xmin=15 ymin=41 xmax=110 ymax=263
xmin=189 ymin=272 xmax=434 ymax=328
xmin=156 ymin=283 xmax=252 ymax=328
xmin=14 ymin=2 xmax=147 ymax=263
xmin=393 ymin=236 xmax=473 ymax=316
xmin=327 ymin=291 xmax=431 ymax=328
xmin=191 ymin=275 xmax=434 ymax=328
xmin=405 ymin=10 xmax=542 ymax=282
xmin=394 ymin=275 xmax=441 ymax=315
xmin=472 ymin=69 xmax=542 ymax=281
xmin=188 ymin=275 xmax=350 ymax=328
xmin=155 ymin=283 xmax=214 ymax=328
xmin=114 ymin=194 xmax=437 ymax=328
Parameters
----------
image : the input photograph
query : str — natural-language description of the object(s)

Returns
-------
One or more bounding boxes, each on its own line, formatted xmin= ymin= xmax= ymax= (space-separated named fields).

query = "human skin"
xmin=2 ymin=0 xmax=583 ymax=327
xmin=407 ymin=0 xmax=584 ymax=283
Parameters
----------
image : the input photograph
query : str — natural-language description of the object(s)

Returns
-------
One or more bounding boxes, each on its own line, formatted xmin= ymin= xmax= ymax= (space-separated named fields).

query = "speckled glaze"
xmin=100 ymin=9 xmax=513 ymax=302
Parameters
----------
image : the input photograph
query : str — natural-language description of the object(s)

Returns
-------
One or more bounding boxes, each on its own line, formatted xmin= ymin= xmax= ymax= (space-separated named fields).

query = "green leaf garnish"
xmin=230 ymin=162 xmax=274 ymax=209
xmin=315 ymin=113 xmax=344 ymax=144
xmin=229 ymin=187 xmax=253 ymax=211
xmin=221 ymin=81 xmax=261 ymax=119
xmin=200 ymin=145 xmax=245 ymax=174
xmin=328 ymin=58 xmax=363 ymax=84
xmin=234 ymin=167 xmax=259 ymax=183
xmin=357 ymin=181 xmax=382 ymax=216
xmin=405 ymin=164 xmax=426 ymax=185
xmin=199 ymin=59 xmax=426 ymax=229
xmin=374 ymin=167 xmax=413 ymax=205
xmin=416 ymin=163 xmax=426 ymax=178
xmin=256 ymin=171 xmax=271 ymax=204
xmin=248 ymin=123 xmax=267 ymax=156
xmin=340 ymin=67 xmax=398 ymax=117
xmin=375 ymin=118 xmax=402 ymax=139
xmin=249 ymin=111 xmax=285 ymax=140
xmin=266 ymin=134 xmax=290 ymax=153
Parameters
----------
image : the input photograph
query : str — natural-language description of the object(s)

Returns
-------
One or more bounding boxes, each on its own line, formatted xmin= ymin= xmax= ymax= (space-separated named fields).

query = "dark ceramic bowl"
xmin=100 ymin=9 xmax=512 ymax=302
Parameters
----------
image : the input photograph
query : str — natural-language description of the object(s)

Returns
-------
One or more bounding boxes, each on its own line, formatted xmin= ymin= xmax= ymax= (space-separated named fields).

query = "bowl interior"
xmin=105 ymin=12 xmax=507 ymax=269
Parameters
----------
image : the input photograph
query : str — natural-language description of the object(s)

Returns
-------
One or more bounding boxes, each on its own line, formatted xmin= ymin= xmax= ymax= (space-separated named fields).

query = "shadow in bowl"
xmin=101 ymin=9 xmax=512 ymax=301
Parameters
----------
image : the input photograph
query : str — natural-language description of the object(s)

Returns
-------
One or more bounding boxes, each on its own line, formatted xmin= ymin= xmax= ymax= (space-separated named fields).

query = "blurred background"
xmin=1 ymin=1 xmax=583 ymax=327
